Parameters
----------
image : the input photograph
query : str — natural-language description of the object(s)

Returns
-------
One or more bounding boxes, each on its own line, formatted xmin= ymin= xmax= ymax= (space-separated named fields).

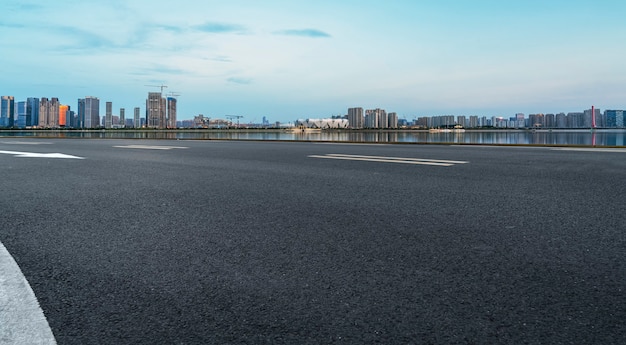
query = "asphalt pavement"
xmin=0 ymin=139 xmax=624 ymax=344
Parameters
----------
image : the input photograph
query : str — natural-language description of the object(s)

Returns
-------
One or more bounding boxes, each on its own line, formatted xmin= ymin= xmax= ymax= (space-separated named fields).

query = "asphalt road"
xmin=1 ymin=139 xmax=625 ymax=344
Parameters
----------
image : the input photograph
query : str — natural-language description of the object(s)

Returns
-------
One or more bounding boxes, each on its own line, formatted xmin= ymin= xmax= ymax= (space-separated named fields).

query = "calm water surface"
xmin=2 ymin=129 xmax=625 ymax=147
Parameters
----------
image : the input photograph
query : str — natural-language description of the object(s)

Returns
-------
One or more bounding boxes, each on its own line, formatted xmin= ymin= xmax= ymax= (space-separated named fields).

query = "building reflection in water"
xmin=0 ymin=129 xmax=625 ymax=147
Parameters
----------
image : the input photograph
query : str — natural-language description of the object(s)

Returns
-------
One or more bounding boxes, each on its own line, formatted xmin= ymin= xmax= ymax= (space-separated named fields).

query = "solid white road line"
xmin=0 ymin=242 xmax=57 ymax=345
xmin=309 ymin=154 xmax=468 ymax=166
xmin=113 ymin=145 xmax=188 ymax=150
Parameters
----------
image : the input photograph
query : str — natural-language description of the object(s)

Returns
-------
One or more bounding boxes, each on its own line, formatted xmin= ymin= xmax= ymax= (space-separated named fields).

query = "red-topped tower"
xmin=592 ymin=105 xmax=596 ymax=128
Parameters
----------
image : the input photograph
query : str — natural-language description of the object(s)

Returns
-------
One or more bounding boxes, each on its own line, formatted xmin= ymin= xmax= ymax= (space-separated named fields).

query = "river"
xmin=1 ymin=129 xmax=625 ymax=147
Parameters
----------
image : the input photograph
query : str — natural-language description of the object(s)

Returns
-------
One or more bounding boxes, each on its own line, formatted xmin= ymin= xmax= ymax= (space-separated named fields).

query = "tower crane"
xmin=226 ymin=115 xmax=244 ymax=128
xmin=145 ymin=84 xmax=168 ymax=94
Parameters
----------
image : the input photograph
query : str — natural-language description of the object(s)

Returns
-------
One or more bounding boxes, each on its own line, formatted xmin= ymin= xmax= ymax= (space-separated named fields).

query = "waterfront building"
xmin=605 ymin=110 xmax=624 ymax=128
xmin=545 ymin=114 xmax=555 ymax=128
xmin=134 ymin=107 xmax=140 ymax=128
xmin=493 ymin=117 xmax=507 ymax=128
xmin=469 ymin=116 xmax=479 ymax=128
xmin=105 ymin=102 xmax=113 ymax=129
xmin=378 ymin=109 xmax=389 ymax=129
xmin=38 ymin=97 xmax=59 ymax=128
xmin=59 ymin=105 xmax=69 ymax=127
xmin=68 ymin=110 xmax=76 ymax=128
xmin=556 ymin=113 xmax=567 ymax=128
xmin=415 ymin=117 xmax=428 ymax=128
xmin=27 ymin=98 xmax=39 ymax=127
xmin=0 ymin=96 xmax=15 ymax=128
xmin=146 ymin=92 xmax=165 ymax=128
xmin=529 ymin=114 xmax=544 ymax=128
xmin=583 ymin=108 xmax=601 ymax=128
xmin=119 ymin=108 xmax=125 ymax=128
xmin=365 ymin=108 xmax=386 ymax=128
xmin=456 ymin=116 xmax=466 ymax=128
xmin=167 ymin=97 xmax=177 ymax=128
xmin=78 ymin=96 xmax=100 ymax=128
xmin=429 ymin=115 xmax=455 ymax=128
xmin=347 ymin=107 xmax=364 ymax=129
xmin=294 ymin=118 xmax=349 ymax=129
xmin=388 ymin=112 xmax=398 ymax=129
xmin=567 ymin=112 xmax=584 ymax=128
xmin=16 ymin=101 xmax=26 ymax=128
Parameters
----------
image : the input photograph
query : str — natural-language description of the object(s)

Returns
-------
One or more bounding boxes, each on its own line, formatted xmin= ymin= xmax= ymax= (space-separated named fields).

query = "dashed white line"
xmin=113 ymin=145 xmax=188 ymax=150
xmin=0 ymin=142 xmax=52 ymax=145
xmin=309 ymin=154 xmax=468 ymax=166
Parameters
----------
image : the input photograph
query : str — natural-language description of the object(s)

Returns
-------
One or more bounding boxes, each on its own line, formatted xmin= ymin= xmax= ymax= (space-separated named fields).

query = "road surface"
xmin=0 ymin=139 xmax=624 ymax=344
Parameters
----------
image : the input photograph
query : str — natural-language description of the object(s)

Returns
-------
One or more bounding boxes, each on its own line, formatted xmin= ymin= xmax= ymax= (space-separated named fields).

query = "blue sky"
xmin=2 ymin=0 xmax=625 ymax=123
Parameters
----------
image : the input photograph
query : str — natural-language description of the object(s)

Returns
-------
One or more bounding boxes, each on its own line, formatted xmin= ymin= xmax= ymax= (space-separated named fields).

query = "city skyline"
xmin=2 ymin=0 xmax=626 ymax=122
xmin=2 ymin=91 xmax=624 ymax=129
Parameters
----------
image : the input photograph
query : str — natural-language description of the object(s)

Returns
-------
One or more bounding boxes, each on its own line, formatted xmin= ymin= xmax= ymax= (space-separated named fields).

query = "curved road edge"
xmin=0 ymin=241 xmax=56 ymax=345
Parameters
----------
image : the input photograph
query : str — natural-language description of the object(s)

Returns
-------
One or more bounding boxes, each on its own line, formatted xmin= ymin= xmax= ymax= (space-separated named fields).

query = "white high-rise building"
xmin=348 ymin=107 xmax=364 ymax=129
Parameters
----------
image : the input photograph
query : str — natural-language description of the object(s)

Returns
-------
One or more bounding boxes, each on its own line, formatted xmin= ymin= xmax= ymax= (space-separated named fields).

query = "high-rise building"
xmin=146 ymin=92 xmax=165 ymax=128
xmin=469 ymin=116 xmax=479 ymax=128
xmin=67 ymin=110 xmax=76 ymax=128
xmin=16 ymin=101 xmax=27 ymax=128
xmin=38 ymin=97 xmax=59 ymax=127
xmin=78 ymin=96 xmax=100 ymax=128
xmin=119 ymin=108 xmax=125 ymax=128
xmin=544 ymin=114 xmax=555 ymax=128
xmin=456 ymin=116 xmax=466 ymax=128
xmin=567 ymin=112 xmax=584 ymax=128
xmin=556 ymin=113 xmax=567 ymax=128
xmin=167 ymin=97 xmax=177 ymax=128
xmin=134 ymin=107 xmax=140 ymax=128
xmin=347 ymin=107 xmax=364 ymax=129
xmin=27 ymin=98 xmax=39 ymax=127
xmin=388 ymin=112 xmax=398 ymax=129
xmin=105 ymin=102 xmax=113 ymax=129
xmin=529 ymin=114 xmax=545 ymax=128
xmin=0 ymin=96 xmax=15 ymax=128
xmin=59 ymin=105 xmax=69 ymax=127
xmin=365 ymin=108 xmax=386 ymax=128
xmin=605 ymin=110 xmax=624 ymax=128
xmin=583 ymin=108 xmax=601 ymax=128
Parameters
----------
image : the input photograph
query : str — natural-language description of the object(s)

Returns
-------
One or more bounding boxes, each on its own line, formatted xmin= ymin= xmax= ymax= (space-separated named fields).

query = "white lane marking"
xmin=113 ymin=145 xmax=188 ymax=150
xmin=309 ymin=154 xmax=468 ymax=166
xmin=553 ymin=148 xmax=626 ymax=153
xmin=0 ymin=241 xmax=57 ymax=344
xmin=0 ymin=142 xmax=53 ymax=145
xmin=0 ymin=150 xmax=84 ymax=159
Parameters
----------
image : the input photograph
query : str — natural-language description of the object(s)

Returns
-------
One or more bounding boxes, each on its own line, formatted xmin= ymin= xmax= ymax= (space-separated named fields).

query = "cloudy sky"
xmin=2 ymin=0 xmax=625 ymax=122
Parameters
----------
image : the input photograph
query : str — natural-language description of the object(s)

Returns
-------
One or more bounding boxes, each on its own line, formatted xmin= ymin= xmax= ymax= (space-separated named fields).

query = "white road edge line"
xmin=0 ymin=241 xmax=57 ymax=344
xmin=309 ymin=155 xmax=455 ymax=166
xmin=552 ymin=148 xmax=626 ymax=153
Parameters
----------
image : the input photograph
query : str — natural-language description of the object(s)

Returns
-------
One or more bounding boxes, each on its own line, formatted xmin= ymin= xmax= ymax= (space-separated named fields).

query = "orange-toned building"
xmin=59 ymin=105 xmax=69 ymax=127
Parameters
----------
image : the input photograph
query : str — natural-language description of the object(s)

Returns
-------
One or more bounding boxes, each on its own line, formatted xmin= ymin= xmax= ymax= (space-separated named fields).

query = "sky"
xmin=2 ymin=0 xmax=626 ymax=123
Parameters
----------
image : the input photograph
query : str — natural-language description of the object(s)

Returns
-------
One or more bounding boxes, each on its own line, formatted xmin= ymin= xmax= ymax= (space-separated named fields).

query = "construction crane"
xmin=167 ymin=91 xmax=181 ymax=98
xmin=226 ymin=115 xmax=244 ymax=128
xmin=145 ymin=84 xmax=168 ymax=94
